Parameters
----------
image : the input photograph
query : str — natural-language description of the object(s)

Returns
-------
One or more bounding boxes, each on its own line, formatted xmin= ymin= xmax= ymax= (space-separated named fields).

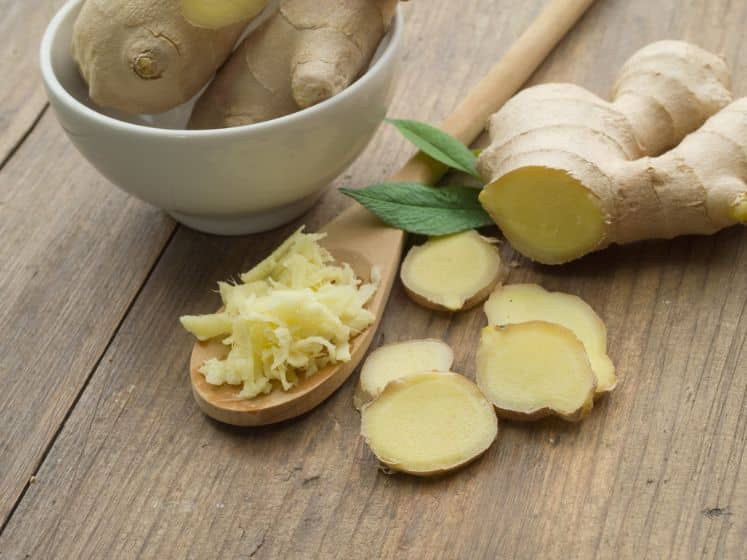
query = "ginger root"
xmin=477 ymin=40 xmax=746 ymax=264
xmin=360 ymin=372 xmax=498 ymax=475
xmin=353 ymin=339 xmax=454 ymax=409
xmin=400 ymin=230 xmax=502 ymax=312
xmin=189 ymin=0 xmax=398 ymax=128
xmin=72 ymin=0 xmax=265 ymax=114
xmin=476 ymin=323 xmax=596 ymax=422
xmin=484 ymin=284 xmax=616 ymax=395
xmin=181 ymin=0 xmax=269 ymax=29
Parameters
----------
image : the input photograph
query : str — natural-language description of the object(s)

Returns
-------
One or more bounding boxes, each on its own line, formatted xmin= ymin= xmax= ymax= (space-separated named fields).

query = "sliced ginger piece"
xmin=361 ymin=372 xmax=498 ymax=475
xmin=483 ymin=284 xmax=616 ymax=395
xmin=353 ymin=339 xmax=454 ymax=410
xmin=400 ymin=230 xmax=502 ymax=312
xmin=181 ymin=0 xmax=270 ymax=29
xmin=476 ymin=322 xmax=596 ymax=422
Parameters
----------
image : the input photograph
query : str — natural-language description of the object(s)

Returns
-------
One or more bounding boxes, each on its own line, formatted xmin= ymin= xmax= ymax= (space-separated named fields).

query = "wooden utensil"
xmin=190 ymin=0 xmax=598 ymax=426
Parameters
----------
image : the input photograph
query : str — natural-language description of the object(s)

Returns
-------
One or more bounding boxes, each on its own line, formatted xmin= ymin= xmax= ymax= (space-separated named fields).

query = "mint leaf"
xmin=386 ymin=119 xmax=480 ymax=178
xmin=340 ymin=183 xmax=493 ymax=236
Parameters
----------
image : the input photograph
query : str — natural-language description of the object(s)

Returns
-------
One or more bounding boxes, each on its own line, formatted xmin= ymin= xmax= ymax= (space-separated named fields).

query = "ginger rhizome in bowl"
xmin=72 ymin=0 xmax=399 ymax=124
xmin=180 ymin=227 xmax=379 ymax=399
xmin=72 ymin=0 xmax=263 ymax=114
xmin=190 ymin=0 xmax=401 ymax=128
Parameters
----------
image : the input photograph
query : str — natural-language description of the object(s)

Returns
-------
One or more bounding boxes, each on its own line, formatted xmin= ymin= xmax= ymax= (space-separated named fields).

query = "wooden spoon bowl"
xmin=188 ymin=0 xmax=597 ymax=426
xmin=190 ymin=209 xmax=404 ymax=426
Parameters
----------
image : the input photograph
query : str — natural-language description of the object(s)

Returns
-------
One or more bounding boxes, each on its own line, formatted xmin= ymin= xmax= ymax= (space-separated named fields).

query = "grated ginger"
xmin=180 ymin=227 xmax=379 ymax=399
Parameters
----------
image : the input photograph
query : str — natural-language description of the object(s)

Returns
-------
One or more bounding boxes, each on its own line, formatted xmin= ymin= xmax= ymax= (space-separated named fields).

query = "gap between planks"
xmin=0 ymin=224 xmax=180 ymax=535
xmin=0 ymin=104 xmax=49 ymax=173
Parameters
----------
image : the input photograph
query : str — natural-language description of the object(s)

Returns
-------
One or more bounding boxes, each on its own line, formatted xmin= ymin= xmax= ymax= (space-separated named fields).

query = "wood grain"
xmin=0 ymin=0 xmax=65 ymax=167
xmin=1 ymin=0 xmax=746 ymax=558
xmin=0 ymin=113 xmax=175 ymax=526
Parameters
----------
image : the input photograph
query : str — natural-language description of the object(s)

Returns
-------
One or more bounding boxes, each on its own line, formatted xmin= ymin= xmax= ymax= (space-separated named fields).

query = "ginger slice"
xmin=400 ymin=230 xmax=502 ymax=312
xmin=361 ymin=372 xmax=498 ymax=476
xmin=353 ymin=339 xmax=454 ymax=410
xmin=483 ymin=283 xmax=616 ymax=395
xmin=476 ymin=322 xmax=596 ymax=422
xmin=181 ymin=0 xmax=270 ymax=29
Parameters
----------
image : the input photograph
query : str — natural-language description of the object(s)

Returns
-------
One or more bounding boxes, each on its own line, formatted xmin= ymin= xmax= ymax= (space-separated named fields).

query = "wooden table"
xmin=1 ymin=1 xmax=745 ymax=558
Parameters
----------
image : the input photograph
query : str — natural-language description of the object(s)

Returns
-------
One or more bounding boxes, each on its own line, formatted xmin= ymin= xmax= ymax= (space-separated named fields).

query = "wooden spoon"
xmin=190 ymin=0 xmax=598 ymax=426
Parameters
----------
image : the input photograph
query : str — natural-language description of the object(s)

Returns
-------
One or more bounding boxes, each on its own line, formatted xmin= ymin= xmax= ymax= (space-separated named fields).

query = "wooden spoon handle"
xmin=392 ymin=0 xmax=598 ymax=184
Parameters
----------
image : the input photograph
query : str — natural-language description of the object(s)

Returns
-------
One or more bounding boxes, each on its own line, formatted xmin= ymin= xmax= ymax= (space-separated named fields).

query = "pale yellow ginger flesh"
xmin=361 ymin=372 xmax=498 ymax=475
xmin=72 ymin=0 xmax=261 ymax=114
xmin=181 ymin=0 xmax=269 ymax=29
xmin=477 ymin=40 xmax=747 ymax=264
xmin=480 ymin=168 xmax=606 ymax=265
xmin=180 ymin=228 xmax=379 ymax=399
xmin=476 ymin=323 xmax=596 ymax=422
xmin=484 ymin=284 xmax=616 ymax=395
xmin=353 ymin=339 xmax=454 ymax=410
xmin=190 ymin=0 xmax=399 ymax=128
xmin=400 ymin=230 xmax=502 ymax=312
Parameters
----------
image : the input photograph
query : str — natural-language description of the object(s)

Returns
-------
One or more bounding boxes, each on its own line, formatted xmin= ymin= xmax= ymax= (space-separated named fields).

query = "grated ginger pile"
xmin=180 ymin=228 xmax=379 ymax=399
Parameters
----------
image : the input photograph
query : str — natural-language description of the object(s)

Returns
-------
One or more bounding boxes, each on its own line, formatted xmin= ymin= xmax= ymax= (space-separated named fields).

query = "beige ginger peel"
xmin=189 ymin=0 xmax=399 ymax=128
xmin=72 ymin=0 xmax=268 ymax=114
xmin=477 ymin=40 xmax=747 ymax=264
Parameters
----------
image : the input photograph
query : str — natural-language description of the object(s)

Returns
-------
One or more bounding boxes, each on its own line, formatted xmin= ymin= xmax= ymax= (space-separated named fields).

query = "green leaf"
xmin=340 ymin=183 xmax=493 ymax=236
xmin=386 ymin=119 xmax=480 ymax=178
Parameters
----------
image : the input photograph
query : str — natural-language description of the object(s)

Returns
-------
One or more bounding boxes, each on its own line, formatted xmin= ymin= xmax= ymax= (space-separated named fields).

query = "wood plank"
xmin=0 ymin=112 xmax=175 ymax=526
xmin=0 ymin=0 xmax=65 ymax=166
xmin=1 ymin=0 xmax=746 ymax=558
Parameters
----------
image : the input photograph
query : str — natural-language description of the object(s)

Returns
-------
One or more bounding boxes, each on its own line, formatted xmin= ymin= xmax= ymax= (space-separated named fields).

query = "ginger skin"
xmin=477 ymin=41 xmax=747 ymax=264
xmin=72 ymin=0 xmax=264 ymax=114
xmin=189 ymin=0 xmax=399 ymax=128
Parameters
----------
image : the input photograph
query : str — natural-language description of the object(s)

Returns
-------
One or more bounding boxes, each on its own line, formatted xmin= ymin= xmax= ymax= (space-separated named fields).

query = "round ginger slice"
xmin=361 ymin=372 xmax=498 ymax=476
xmin=476 ymin=322 xmax=596 ymax=422
xmin=353 ymin=339 xmax=454 ymax=410
xmin=400 ymin=230 xmax=502 ymax=312
xmin=483 ymin=284 xmax=616 ymax=395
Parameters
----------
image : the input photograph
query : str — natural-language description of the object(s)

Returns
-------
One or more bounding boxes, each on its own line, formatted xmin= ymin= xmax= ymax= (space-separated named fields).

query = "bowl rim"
xmin=40 ymin=0 xmax=404 ymax=138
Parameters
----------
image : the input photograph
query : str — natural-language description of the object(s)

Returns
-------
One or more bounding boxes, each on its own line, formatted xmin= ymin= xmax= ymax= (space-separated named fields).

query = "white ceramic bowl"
xmin=40 ymin=0 xmax=402 ymax=235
